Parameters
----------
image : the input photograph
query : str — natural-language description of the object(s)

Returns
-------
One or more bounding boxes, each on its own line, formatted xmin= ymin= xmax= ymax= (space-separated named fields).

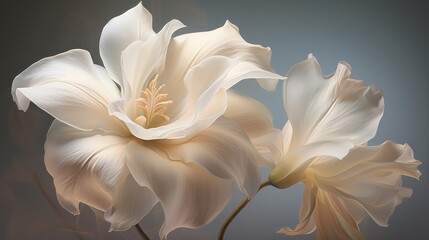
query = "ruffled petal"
xmin=12 ymin=49 xmax=125 ymax=134
xmin=281 ymin=142 xmax=420 ymax=240
xmin=125 ymin=141 xmax=234 ymax=239
xmin=309 ymin=141 xmax=421 ymax=227
xmin=278 ymin=180 xmax=317 ymax=235
xmin=283 ymin=54 xmax=384 ymax=151
xmin=159 ymin=20 xmax=280 ymax=103
xmin=120 ymin=19 xmax=185 ymax=102
xmin=313 ymin=190 xmax=365 ymax=240
xmin=104 ymin=170 xmax=158 ymax=231
xmin=99 ymin=3 xmax=156 ymax=87
xmin=45 ymin=120 xmax=158 ymax=231
xmin=162 ymin=116 xmax=261 ymax=197
xmin=224 ymin=90 xmax=282 ymax=167
xmin=269 ymin=140 xmax=354 ymax=188
xmin=108 ymin=56 xmax=232 ymax=141
xmin=44 ymin=120 xmax=129 ymax=215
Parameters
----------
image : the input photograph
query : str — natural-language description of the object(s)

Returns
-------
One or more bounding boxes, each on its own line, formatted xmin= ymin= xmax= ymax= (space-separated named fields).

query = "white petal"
xmin=269 ymin=140 xmax=354 ymax=189
xmin=162 ymin=116 xmax=261 ymax=197
xmin=282 ymin=141 xmax=420 ymax=239
xmin=121 ymin=19 xmax=185 ymax=102
xmin=313 ymin=190 xmax=365 ymax=240
xmin=99 ymin=3 xmax=156 ymax=87
xmin=125 ymin=141 xmax=234 ymax=239
xmin=309 ymin=141 xmax=421 ymax=227
xmin=280 ymin=180 xmax=365 ymax=240
xmin=109 ymin=56 xmax=233 ymax=140
xmin=160 ymin=20 xmax=280 ymax=101
xmin=284 ymin=54 xmax=384 ymax=150
xmin=12 ymin=49 xmax=125 ymax=134
xmin=224 ymin=90 xmax=282 ymax=167
xmin=105 ymin=170 xmax=158 ymax=231
xmin=278 ymin=180 xmax=317 ymax=235
xmin=44 ymin=120 xmax=129 ymax=215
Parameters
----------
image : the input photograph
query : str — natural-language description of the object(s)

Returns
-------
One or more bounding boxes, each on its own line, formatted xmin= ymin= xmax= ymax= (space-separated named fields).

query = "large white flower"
xmin=11 ymin=3 xmax=282 ymax=238
xmin=268 ymin=55 xmax=421 ymax=239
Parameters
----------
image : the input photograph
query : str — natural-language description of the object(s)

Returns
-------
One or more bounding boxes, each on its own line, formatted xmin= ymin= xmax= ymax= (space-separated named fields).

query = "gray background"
xmin=1 ymin=0 xmax=428 ymax=239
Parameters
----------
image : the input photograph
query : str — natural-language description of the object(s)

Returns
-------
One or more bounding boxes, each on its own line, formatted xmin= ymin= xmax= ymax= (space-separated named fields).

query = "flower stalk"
xmin=217 ymin=179 xmax=272 ymax=240
xmin=134 ymin=224 xmax=151 ymax=240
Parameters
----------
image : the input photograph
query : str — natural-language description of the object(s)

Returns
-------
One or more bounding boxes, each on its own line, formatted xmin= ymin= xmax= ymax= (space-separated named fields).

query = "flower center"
xmin=134 ymin=75 xmax=172 ymax=128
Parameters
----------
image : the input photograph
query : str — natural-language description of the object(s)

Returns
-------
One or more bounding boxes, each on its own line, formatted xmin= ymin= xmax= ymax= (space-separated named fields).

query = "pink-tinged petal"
xmin=224 ymin=90 xmax=283 ymax=167
xmin=121 ymin=19 xmax=185 ymax=102
xmin=162 ymin=116 xmax=261 ymax=197
xmin=12 ymin=49 xmax=125 ymax=134
xmin=125 ymin=141 xmax=234 ymax=239
xmin=99 ymin=3 xmax=156 ymax=87
xmin=284 ymin=54 xmax=384 ymax=151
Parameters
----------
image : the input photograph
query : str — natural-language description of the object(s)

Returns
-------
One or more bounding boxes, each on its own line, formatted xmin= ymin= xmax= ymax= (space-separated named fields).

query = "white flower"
xmin=11 ymin=3 xmax=282 ymax=238
xmin=268 ymin=55 xmax=421 ymax=239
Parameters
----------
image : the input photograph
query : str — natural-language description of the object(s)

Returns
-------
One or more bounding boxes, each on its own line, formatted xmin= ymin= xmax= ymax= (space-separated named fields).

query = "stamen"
xmin=134 ymin=75 xmax=173 ymax=128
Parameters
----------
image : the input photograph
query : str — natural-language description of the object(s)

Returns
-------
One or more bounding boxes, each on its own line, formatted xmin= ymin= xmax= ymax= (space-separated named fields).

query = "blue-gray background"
xmin=1 ymin=0 xmax=428 ymax=239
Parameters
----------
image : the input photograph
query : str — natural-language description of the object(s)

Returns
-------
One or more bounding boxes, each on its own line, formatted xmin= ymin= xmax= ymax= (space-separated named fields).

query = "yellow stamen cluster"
xmin=135 ymin=75 xmax=172 ymax=128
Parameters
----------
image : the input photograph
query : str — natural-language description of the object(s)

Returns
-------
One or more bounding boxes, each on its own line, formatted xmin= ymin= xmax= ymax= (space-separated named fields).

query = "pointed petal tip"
xmin=224 ymin=20 xmax=239 ymax=32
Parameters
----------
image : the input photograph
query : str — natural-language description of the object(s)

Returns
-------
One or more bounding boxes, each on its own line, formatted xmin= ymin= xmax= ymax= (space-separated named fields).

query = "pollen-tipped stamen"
xmin=134 ymin=75 xmax=173 ymax=128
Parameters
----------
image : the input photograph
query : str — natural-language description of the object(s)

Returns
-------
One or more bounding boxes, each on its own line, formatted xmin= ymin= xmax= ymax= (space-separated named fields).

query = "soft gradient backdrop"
xmin=1 ymin=0 xmax=428 ymax=239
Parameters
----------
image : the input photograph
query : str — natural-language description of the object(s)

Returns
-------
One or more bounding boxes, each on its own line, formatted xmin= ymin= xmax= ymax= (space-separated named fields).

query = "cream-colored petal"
xmin=269 ymin=140 xmax=354 ymax=189
xmin=282 ymin=121 xmax=293 ymax=156
xmin=281 ymin=142 xmax=421 ymax=239
xmin=121 ymin=19 xmax=185 ymax=103
xmin=99 ymin=3 xmax=155 ymax=87
xmin=279 ymin=180 xmax=364 ymax=240
xmin=109 ymin=56 xmax=232 ymax=140
xmin=125 ymin=141 xmax=234 ymax=239
xmin=309 ymin=141 xmax=421 ymax=227
xmin=278 ymin=180 xmax=317 ymax=236
xmin=165 ymin=56 xmax=281 ymax=140
xmin=104 ymin=170 xmax=158 ymax=231
xmin=44 ymin=120 xmax=129 ymax=215
xmin=313 ymin=190 xmax=365 ymax=240
xmin=224 ymin=90 xmax=282 ymax=167
xmin=225 ymin=90 xmax=273 ymax=138
xmin=12 ymin=49 xmax=125 ymax=134
xmin=159 ymin=20 xmax=280 ymax=104
xmin=284 ymin=54 xmax=384 ymax=151
xmin=162 ymin=116 xmax=261 ymax=197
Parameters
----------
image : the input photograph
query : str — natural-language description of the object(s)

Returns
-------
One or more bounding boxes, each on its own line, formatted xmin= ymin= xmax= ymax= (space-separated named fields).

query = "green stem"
xmin=217 ymin=179 xmax=272 ymax=240
xmin=134 ymin=224 xmax=151 ymax=240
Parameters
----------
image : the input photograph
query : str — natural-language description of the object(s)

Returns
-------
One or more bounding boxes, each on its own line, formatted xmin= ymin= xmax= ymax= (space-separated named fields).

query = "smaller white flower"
xmin=268 ymin=54 xmax=421 ymax=239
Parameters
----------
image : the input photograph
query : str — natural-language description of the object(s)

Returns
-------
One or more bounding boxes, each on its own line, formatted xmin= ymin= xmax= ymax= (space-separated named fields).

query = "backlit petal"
xmin=125 ymin=141 xmax=234 ymax=239
xmin=159 ymin=20 xmax=280 ymax=104
xmin=224 ymin=90 xmax=282 ymax=167
xmin=281 ymin=142 xmax=421 ymax=240
xmin=162 ymin=116 xmax=261 ymax=197
xmin=99 ymin=3 xmax=156 ymax=87
xmin=12 ymin=49 xmax=125 ymax=134
xmin=284 ymin=54 xmax=384 ymax=150
xmin=121 ymin=19 xmax=185 ymax=102
xmin=44 ymin=120 xmax=129 ymax=215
